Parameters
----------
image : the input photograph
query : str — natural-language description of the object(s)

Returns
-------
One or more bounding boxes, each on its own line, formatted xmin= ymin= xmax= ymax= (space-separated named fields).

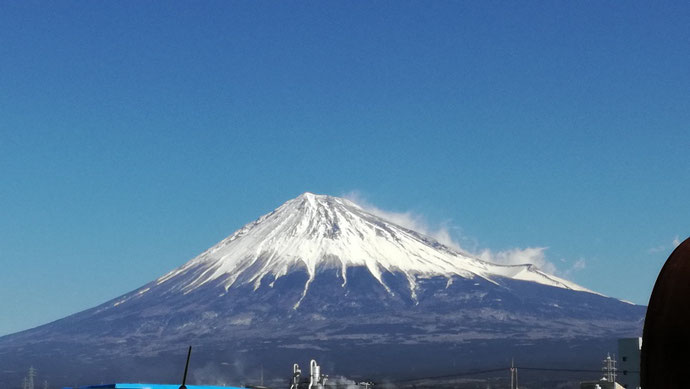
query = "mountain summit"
xmin=0 ymin=193 xmax=644 ymax=387
xmin=154 ymin=192 xmax=589 ymax=307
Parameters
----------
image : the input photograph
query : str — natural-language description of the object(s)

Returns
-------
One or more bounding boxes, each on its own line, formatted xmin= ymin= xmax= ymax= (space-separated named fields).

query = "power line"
xmin=266 ymin=363 xmax=640 ymax=388
xmin=362 ymin=365 xmax=641 ymax=386
xmin=516 ymin=366 xmax=640 ymax=374
xmin=385 ymin=367 xmax=508 ymax=384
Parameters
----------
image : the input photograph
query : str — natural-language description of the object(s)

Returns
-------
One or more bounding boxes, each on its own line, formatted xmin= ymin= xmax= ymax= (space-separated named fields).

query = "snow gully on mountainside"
xmin=149 ymin=192 xmax=593 ymax=308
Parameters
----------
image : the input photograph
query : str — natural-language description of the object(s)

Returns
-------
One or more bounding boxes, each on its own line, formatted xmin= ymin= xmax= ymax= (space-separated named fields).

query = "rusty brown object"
xmin=641 ymin=237 xmax=690 ymax=388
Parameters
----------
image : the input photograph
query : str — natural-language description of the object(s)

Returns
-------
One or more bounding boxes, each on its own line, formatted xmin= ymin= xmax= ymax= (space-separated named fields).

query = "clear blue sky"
xmin=1 ymin=1 xmax=688 ymax=336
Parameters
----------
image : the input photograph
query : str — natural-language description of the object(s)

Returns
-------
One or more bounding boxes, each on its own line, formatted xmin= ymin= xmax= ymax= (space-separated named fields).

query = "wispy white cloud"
xmin=649 ymin=236 xmax=683 ymax=254
xmin=342 ymin=191 xmax=585 ymax=279
xmin=563 ymin=258 xmax=587 ymax=277
xmin=648 ymin=245 xmax=667 ymax=254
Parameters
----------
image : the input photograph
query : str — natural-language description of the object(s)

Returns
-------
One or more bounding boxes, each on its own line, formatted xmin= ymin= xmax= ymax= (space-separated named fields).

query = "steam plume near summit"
xmin=343 ymin=190 xmax=580 ymax=279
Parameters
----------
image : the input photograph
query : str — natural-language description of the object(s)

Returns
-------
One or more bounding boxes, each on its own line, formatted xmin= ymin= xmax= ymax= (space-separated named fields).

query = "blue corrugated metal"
xmin=62 ymin=384 xmax=245 ymax=389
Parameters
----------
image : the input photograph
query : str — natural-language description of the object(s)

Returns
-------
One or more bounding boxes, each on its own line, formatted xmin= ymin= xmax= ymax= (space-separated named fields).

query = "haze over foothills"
xmin=1 ymin=2 xmax=688 ymax=337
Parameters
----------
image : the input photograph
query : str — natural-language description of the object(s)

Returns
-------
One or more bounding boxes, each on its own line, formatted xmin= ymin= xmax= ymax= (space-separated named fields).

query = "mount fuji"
xmin=0 ymin=193 xmax=644 ymax=387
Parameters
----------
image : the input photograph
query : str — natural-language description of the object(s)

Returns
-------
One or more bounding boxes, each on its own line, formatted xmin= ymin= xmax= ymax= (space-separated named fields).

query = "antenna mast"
xmin=180 ymin=346 xmax=192 ymax=389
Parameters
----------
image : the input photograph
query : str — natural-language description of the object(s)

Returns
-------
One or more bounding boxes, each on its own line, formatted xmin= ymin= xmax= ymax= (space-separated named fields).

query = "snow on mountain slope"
xmin=153 ymin=192 xmax=594 ymax=306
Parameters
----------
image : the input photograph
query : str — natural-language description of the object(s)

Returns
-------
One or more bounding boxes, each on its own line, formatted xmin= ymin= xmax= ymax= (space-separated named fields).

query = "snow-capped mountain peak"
xmin=1 ymin=192 xmax=643 ymax=388
xmin=155 ymin=192 xmax=593 ymax=306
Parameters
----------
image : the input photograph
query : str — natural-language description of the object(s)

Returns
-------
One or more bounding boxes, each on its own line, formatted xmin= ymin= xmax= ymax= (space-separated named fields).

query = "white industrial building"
xmin=618 ymin=337 xmax=642 ymax=389
xmin=580 ymin=380 xmax=624 ymax=389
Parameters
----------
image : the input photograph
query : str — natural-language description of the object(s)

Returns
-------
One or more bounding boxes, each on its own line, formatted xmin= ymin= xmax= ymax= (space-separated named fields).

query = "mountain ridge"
xmin=0 ymin=192 xmax=644 ymax=388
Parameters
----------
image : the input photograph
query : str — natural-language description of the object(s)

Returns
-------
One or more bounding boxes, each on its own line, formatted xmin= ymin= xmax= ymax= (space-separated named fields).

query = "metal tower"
xmin=603 ymin=354 xmax=617 ymax=383
xmin=510 ymin=359 xmax=519 ymax=389
xmin=28 ymin=367 xmax=37 ymax=389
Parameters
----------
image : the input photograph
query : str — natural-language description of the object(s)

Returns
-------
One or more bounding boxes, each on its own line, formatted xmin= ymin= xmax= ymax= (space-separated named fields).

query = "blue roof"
xmin=63 ymin=384 xmax=245 ymax=389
